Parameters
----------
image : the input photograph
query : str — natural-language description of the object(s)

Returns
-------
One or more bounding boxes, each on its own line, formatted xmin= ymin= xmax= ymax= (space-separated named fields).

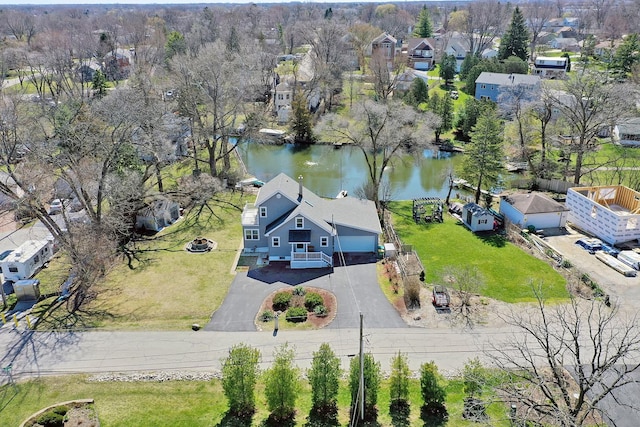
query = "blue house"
xmin=475 ymin=72 xmax=541 ymax=103
xmin=241 ymin=173 xmax=382 ymax=269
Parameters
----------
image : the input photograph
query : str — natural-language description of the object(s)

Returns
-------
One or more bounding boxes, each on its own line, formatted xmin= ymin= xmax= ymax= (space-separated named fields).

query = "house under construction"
xmin=566 ymin=185 xmax=640 ymax=245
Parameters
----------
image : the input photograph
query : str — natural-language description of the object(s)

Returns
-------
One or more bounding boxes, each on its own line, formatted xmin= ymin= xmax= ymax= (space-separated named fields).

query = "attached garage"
xmin=335 ymin=235 xmax=377 ymax=253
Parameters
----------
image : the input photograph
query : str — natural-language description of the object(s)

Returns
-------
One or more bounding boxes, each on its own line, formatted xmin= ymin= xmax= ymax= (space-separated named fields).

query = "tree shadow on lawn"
xmin=214 ymin=412 xmax=253 ymax=427
xmin=472 ymin=230 xmax=506 ymax=248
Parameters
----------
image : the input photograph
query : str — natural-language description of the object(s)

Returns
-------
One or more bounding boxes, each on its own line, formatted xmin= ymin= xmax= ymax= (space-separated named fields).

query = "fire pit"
xmin=186 ymin=237 xmax=216 ymax=253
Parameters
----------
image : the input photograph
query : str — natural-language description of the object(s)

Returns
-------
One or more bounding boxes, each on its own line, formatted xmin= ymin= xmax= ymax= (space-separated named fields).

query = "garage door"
xmin=335 ymin=236 xmax=376 ymax=253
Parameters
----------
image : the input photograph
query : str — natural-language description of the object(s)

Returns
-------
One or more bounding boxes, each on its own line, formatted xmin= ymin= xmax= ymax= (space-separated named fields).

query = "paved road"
xmin=0 ymin=326 xmax=505 ymax=384
xmin=206 ymin=259 xmax=406 ymax=331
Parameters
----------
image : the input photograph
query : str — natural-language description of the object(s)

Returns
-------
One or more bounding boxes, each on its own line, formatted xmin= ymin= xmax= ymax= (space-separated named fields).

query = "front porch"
xmin=291 ymin=251 xmax=333 ymax=269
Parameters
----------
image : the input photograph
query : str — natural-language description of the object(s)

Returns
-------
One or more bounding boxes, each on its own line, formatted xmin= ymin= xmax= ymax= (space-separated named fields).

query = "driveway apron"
xmin=205 ymin=262 xmax=407 ymax=331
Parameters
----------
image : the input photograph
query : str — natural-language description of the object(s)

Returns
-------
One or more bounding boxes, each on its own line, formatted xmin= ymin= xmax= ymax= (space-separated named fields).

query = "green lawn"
xmin=1 ymin=374 xmax=509 ymax=427
xmin=35 ymin=191 xmax=252 ymax=330
xmin=388 ymin=202 xmax=568 ymax=303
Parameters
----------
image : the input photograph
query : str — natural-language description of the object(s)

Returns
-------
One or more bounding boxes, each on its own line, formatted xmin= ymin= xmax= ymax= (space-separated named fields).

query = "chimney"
xmin=298 ymin=175 xmax=303 ymax=200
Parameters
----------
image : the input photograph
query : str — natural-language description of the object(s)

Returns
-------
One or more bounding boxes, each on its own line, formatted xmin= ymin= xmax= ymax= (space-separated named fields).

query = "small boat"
xmin=336 ymin=190 xmax=348 ymax=198
xmin=258 ymin=128 xmax=286 ymax=138
xmin=237 ymin=177 xmax=265 ymax=188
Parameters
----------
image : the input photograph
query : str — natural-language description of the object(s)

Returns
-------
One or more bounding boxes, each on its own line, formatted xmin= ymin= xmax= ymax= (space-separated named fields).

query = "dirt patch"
xmin=397 ymin=285 xmax=514 ymax=330
xmin=63 ymin=404 xmax=100 ymax=426
xmin=256 ymin=286 xmax=337 ymax=330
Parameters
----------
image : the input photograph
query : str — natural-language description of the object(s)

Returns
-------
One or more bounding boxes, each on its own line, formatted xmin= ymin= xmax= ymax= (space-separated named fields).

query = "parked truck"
xmin=432 ymin=285 xmax=451 ymax=308
xmin=0 ymin=239 xmax=54 ymax=282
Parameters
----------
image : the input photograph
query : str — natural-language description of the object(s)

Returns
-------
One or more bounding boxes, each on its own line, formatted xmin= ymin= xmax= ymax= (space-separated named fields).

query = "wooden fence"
xmin=509 ymin=178 xmax=582 ymax=194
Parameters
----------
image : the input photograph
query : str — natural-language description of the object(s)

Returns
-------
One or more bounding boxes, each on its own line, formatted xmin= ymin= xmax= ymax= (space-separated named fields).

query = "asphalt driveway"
xmin=205 ymin=258 xmax=407 ymax=332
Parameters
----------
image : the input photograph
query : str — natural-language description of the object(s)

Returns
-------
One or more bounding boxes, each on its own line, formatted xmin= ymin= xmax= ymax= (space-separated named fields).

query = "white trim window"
xmin=272 ymin=236 xmax=280 ymax=247
xmin=244 ymin=229 xmax=259 ymax=240
xmin=260 ymin=206 xmax=267 ymax=218
xmin=295 ymin=217 xmax=304 ymax=229
xmin=320 ymin=236 xmax=329 ymax=247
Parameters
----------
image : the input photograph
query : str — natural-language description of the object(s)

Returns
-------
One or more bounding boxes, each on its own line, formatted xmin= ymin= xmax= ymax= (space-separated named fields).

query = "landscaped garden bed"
xmin=255 ymin=286 xmax=336 ymax=330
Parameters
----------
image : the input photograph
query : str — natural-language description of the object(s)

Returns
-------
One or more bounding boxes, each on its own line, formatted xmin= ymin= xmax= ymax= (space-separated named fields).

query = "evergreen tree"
xmin=307 ymin=343 xmax=341 ymax=420
xmin=264 ymin=343 xmax=300 ymax=424
xmin=460 ymin=109 xmax=504 ymax=204
xmin=439 ymin=54 xmax=457 ymax=86
xmin=420 ymin=361 xmax=448 ymax=424
xmin=389 ymin=351 xmax=411 ymax=410
xmin=455 ymin=98 xmax=496 ymax=141
xmin=612 ymin=33 xmax=640 ymax=77
xmin=429 ymin=93 xmax=454 ymax=142
xmin=459 ymin=54 xmax=479 ymax=80
xmin=405 ymin=77 xmax=429 ymax=107
xmin=349 ymin=353 xmax=382 ymax=424
xmin=290 ymin=91 xmax=315 ymax=144
xmin=498 ymin=7 xmax=529 ymax=61
xmin=165 ymin=31 xmax=186 ymax=61
xmin=414 ymin=6 xmax=433 ymax=38
xmin=92 ymin=70 xmax=107 ymax=98
xmin=221 ymin=344 xmax=261 ymax=419
xmin=226 ymin=25 xmax=240 ymax=53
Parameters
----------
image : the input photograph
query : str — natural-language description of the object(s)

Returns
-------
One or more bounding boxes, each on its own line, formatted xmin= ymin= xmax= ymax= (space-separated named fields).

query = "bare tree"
xmin=549 ymin=72 xmax=631 ymax=184
xmin=523 ymin=0 xmax=555 ymax=60
xmin=488 ymin=289 xmax=640 ymax=426
xmin=348 ymin=23 xmax=381 ymax=75
xmin=529 ymin=88 xmax=557 ymax=179
xmin=450 ymin=0 xmax=508 ymax=55
xmin=304 ymin=20 xmax=348 ymax=112
xmin=1 ymin=9 xmax=38 ymax=46
xmin=171 ymin=40 xmax=262 ymax=178
xmin=440 ymin=265 xmax=484 ymax=329
xmin=317 ymin=99 xmax=436 ymax=212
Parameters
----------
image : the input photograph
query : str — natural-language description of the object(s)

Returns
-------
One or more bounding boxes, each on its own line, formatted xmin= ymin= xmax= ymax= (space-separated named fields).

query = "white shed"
xmin=462 ymin=203 xmax=494 ymax=232
xmin=500 ymin=193 xmax=569 ymax=229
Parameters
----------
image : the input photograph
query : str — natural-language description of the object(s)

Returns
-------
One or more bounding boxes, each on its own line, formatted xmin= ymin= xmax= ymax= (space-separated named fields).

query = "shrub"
xmin=305 ymin=292 xmax=323 ymax=310
xmin=286 ymin=306 xmax=307 ymax=323
xmin=36 ymin=411 xmax=64 ymax=427
xmin=405 ymin=276 xmax=421 ymax=309
xmin=292 ymin=286 xmax=306 ymax=296
xmin=52 ymin=406 xmax=69 ymax=416
xmin=260 ymin=310 xmax=274 ymax=322
xmin=313 ymin=305 xmax=328 ymax=317
xmin=272 ymin=291 xmax=292 ymax=312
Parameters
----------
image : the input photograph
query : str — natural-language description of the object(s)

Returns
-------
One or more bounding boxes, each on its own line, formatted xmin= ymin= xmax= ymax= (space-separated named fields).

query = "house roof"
xmin=475 ymin=72 xmax=540 ymax=86
xmin=616 ymin=117 xmax=640 ymax=135
xmin=257 ymin=173 xmax=381 ymax=236
xmin=372 ymin=32 xmax=397 ymax=45
xmin=406 ymin=38 xmax=435 ymax=52
xmin=502 ymin=193 xmax=568 ymax=214
xmin=463 ymin=202 xmax=493 ymax=217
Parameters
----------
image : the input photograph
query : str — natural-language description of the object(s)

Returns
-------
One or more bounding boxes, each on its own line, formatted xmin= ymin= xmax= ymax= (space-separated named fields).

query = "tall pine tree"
xmin=460 ymin=109 xmax=504 ymax=204
xmin=498 ymin=7 xmax=529 ymax=61
xmin=414 ymin=6 xmax=433 ymax=38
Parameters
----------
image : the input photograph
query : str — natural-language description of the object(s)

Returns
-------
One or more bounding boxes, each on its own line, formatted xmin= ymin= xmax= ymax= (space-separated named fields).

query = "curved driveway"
xmin=205 ymin=260 xmax=407 ymax=331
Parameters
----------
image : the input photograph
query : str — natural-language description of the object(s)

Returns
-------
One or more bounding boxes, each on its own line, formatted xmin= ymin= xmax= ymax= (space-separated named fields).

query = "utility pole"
xmin=359 ymin=312 xmax=364 ymax=421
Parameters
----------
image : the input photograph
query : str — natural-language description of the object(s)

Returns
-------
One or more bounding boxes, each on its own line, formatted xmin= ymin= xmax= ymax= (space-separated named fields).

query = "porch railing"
xmin=291 ymin=251 xmax=333 ymax=266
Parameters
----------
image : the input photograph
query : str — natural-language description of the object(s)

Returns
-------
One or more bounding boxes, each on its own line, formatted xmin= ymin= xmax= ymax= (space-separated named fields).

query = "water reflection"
xmin=237 ymin=142 xmax=463 ymax=200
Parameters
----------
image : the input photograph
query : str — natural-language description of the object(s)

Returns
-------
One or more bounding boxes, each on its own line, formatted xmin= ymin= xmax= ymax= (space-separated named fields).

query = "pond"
xmin=236 ymin=142 xmax=465 ymax=201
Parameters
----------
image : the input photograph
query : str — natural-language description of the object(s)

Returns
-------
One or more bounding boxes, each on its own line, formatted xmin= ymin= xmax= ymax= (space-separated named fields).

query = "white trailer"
xmin=0 ymin=239 xmax=54 ymax=282
xmin=618 ymin=250 xmax=640 ymax=270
